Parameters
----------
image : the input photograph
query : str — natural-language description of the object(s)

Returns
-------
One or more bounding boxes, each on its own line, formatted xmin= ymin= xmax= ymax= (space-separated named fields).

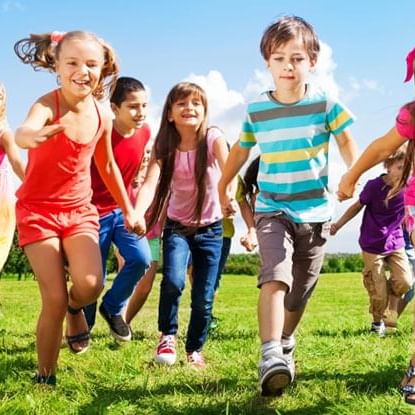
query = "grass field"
xmin=0 ymin=273 xmax=414 ymax=415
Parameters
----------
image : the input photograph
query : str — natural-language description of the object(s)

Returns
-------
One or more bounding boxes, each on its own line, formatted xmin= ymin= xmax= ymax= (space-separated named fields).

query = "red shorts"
xmin=16 ymin=202 xmax=99 ymax=247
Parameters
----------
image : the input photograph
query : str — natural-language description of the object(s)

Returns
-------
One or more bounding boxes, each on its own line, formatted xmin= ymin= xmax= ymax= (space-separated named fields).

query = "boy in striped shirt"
xmin=218 ymin=15 xmax=358 ymax=396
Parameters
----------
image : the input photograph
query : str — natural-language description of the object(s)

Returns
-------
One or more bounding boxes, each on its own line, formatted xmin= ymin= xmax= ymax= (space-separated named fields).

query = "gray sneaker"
xmin=259 ymin=350 xmax=292 ymax=396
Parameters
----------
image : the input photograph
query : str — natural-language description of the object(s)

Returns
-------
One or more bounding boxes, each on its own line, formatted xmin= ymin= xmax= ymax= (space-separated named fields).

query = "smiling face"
xmin=55 ymin=38 xmax=104 ymax=99
xmin=112 ymin=89 xmax=148 ymax=133
xmin=168 ymin=92 xmax=206 ymax=130
xmin=266 ymin=37 xmax=315 ymax=93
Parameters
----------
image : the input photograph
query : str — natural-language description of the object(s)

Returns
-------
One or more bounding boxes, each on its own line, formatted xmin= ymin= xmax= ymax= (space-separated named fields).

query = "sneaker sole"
xmin=110 ymin=329 xmax=132 ymax=342
xmin=155 ymin=354 xmax=177 ymax=366
xmin=260 ymin=364 xmax=292 ymax=396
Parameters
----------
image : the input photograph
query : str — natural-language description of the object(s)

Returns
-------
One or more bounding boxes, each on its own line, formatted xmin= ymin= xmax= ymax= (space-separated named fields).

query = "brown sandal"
xmin=66 ymin=306 xmax=90 ymax=354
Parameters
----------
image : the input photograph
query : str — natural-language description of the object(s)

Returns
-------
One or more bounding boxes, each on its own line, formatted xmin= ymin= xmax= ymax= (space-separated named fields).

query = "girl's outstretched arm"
xmin=337 ymin=127 xmax=407 ymax=201
xmin=15 ymin=96 xmax=64 ymax=149
xmin=93 ymin=116 xmax=137 ymax=230
xmin=0 ymin=128 xmax=25 ymax=180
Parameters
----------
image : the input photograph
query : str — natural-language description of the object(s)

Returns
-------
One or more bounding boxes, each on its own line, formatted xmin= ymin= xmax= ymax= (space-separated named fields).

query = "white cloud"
xmin=145 ymin=44 xmax=385 ymax=253
xmin=184 ymin=70 xmax=246 ymax=143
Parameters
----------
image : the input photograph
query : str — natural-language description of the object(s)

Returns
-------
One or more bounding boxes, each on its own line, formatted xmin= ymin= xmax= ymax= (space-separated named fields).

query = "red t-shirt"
xmin=91 ymin=124 xmax=150 ymax=216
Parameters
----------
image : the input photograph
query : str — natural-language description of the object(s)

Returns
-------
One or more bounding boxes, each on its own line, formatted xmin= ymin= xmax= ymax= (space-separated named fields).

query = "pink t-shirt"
xmin=396 ymin=107 xmax=415 ymax=206
xmin=167 ymin=127 xmax=223 ymax=226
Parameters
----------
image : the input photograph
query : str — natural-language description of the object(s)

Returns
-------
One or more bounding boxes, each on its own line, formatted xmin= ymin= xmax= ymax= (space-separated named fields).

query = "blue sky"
xmin=2 ymin=0 xmax=415 ymax=253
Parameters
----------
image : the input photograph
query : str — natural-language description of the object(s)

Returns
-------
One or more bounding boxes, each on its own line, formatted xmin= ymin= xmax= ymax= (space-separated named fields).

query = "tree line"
xmin=1 ymin=232 xmax=365 ymax=279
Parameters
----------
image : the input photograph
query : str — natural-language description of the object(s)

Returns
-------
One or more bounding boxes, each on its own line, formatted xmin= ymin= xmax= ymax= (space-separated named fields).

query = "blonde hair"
xmin=14 ymin=31 xmax=119 ymax=100
xmin=0 ymin=83 xmax=9 ymax=129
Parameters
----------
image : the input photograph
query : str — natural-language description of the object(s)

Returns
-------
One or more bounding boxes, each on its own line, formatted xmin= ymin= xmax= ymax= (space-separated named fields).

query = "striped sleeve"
xmin=238 ymin=113 xmax=256 ymax=148
xmin=326 ymin=98 xmax=355 ymax=136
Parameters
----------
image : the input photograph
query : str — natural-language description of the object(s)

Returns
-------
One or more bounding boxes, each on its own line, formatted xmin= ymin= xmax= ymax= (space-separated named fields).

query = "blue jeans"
xmin=159 ymin=218 xmax=223 ymax=352
xmin=85 ymin=208 xmax=151 ymax=327
xmin=214 ymin=236 xmax=232 ymax=292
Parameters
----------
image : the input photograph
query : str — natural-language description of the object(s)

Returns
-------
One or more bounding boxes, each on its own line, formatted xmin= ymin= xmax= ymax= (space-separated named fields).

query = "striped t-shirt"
xmin=239 ymin=86 xmax=354 ymax=223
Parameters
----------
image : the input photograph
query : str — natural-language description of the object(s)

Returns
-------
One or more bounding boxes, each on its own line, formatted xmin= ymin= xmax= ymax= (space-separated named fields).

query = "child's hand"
xmin=219 ymin=191 xmax=238 ymax=218
xmin=240 ymin=229 xmax=258 ymax=252
xmin=330 ymin=223 xmax=339 ymax=236
xmin=124 ymin=209 xmax=140 ymax=233
xmin=30 ymin=124 xmax=65 ymax=148
xmin=133 ymin=215 xmax=147 ymax=237
xmin=337 ymin=172 xmax=357 ymax=201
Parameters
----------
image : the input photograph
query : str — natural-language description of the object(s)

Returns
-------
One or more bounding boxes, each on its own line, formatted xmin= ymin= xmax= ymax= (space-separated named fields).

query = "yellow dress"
xmin=0 ymin=149 xmax=15 ymax=272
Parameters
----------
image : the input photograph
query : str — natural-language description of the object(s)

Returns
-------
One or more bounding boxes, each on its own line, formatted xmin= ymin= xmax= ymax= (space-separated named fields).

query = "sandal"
xmin=66 ymin=305 xmax=90 ymax=354
xmin=400 ymin=362 xmax=415 ymax=405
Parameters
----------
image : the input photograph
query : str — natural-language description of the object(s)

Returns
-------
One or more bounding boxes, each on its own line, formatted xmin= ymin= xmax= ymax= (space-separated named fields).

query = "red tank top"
xmin=16 ymin=90 xmax=104 ymax=211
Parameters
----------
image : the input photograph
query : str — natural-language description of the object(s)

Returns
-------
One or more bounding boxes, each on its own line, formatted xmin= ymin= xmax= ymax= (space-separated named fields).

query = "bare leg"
xmin=258 ymin=281 xmax=287 ymax=343
xmin=283 ymin=306 xmax=306 ymax=337
xmin=125 ymin=262 xmax=158 ymax=324
xmin=63 ymin=233 xmax=103 ymax=352
xmin=24 ymin=238 xmax=67 ymax=376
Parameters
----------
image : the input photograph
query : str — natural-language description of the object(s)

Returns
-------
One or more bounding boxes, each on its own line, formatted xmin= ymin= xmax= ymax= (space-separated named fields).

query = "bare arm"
xmin=134 ymin=152 xmax=162 ymax=235
xmin=0 ymin=129 xmax=25 ymax=181
xmin=330 ymin=200 xmax=364 ymax=235
xmin=334 ymin=128 xmax=359 ymax=168
xmin=337 ymin=127 xmax=406 ymax=201
xmin=93 ymin=116 xmax=136 ymax=230
xmin=238 ymin=197 xmax=258 ymax=252
xmin=218 ymin=142 xmax=251 ymax=216
xmin=15 ymin=96 xmax=64 ymax=149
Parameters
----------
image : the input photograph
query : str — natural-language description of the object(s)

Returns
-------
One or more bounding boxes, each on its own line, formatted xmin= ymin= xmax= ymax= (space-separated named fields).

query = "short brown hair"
xmin=260 ymin=16 xmax=320 ymax=62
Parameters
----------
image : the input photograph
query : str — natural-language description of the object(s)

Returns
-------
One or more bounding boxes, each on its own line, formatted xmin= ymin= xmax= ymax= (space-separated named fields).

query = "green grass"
xmin=0 ymin=273 xmax=414 ymax=414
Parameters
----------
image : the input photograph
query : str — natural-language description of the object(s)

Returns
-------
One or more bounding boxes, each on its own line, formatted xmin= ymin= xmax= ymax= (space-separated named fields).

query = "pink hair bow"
xmin=404 ymin=47 xmax=415 ymax=82
xmin=50 ymin=31 xmax=66 ymax=45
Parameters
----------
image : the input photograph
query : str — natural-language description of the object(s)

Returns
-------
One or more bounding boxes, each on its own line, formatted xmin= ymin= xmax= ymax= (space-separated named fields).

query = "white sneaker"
xmin=282 ymin=335 xmax=296 ymax=355
xmin=259 ymin=348 xmax=292 ymax=396
xmin=155 ymin=334 xmax=176 ymax=365
xmin=370 ymin=321 xmax=385 ymax=337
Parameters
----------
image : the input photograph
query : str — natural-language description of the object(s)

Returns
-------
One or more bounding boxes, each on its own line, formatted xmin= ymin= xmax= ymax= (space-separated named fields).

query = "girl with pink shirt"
xmin=134 ymin=82 xmax=229 ymax=368
xmin=337 ymin=47 xmax=415 ymax=405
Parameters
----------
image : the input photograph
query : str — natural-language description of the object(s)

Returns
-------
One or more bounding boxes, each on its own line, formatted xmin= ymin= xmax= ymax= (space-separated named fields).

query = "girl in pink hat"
xmin=337 ymin=47 xmax=415 ymax=405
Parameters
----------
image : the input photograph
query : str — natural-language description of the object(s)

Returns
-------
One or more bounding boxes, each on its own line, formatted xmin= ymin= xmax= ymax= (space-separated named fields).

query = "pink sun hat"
xmin=404 ymin=47 xmax=415 ymax=82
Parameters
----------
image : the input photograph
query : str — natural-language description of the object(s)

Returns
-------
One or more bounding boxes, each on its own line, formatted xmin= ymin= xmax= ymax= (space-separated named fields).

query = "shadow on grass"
xmin=311 ymin=327 xmax=410 ymax=339
xmin=299 ymin=364 xmax=404 ymax=395
xmin=74 ymin=373 xmax=345 ymax=415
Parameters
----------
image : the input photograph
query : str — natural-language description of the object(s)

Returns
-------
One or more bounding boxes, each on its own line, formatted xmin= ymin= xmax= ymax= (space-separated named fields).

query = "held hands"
xmin=337 ymin=172 xmax=357 ymax=201
xmin=133 ymin=214 xmax=147 ymax=237
xmin=123 ymin=209 xmax=140 ymax=233
xmin=329 ymin=222 xmax=339 ymax=236
xmin=26 ymin=124 xmax=65 ymax=148
xmin=240 ymin=229 xmax=258 ymax=252
xmin=219 ymin=188 xmax=238 ymax=218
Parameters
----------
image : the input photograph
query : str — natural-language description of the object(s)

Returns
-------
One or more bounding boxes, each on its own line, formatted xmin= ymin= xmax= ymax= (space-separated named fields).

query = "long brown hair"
xmin=146 ymin=82 xmax=209 ymax=229
xmin=391 ymin=101 xmax=415 ymax=198
xmin=14 ymin=31 xmax=119 ymax=100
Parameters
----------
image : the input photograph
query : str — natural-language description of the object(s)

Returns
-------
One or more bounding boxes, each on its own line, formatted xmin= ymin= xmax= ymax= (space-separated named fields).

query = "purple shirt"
xmin=358 ymin=175 xmax=405 ymax=254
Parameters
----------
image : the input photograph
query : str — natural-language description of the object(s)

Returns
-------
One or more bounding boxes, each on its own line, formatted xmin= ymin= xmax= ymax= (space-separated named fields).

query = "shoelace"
xmin=159 ymin=336 xmax=175 ymax=350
